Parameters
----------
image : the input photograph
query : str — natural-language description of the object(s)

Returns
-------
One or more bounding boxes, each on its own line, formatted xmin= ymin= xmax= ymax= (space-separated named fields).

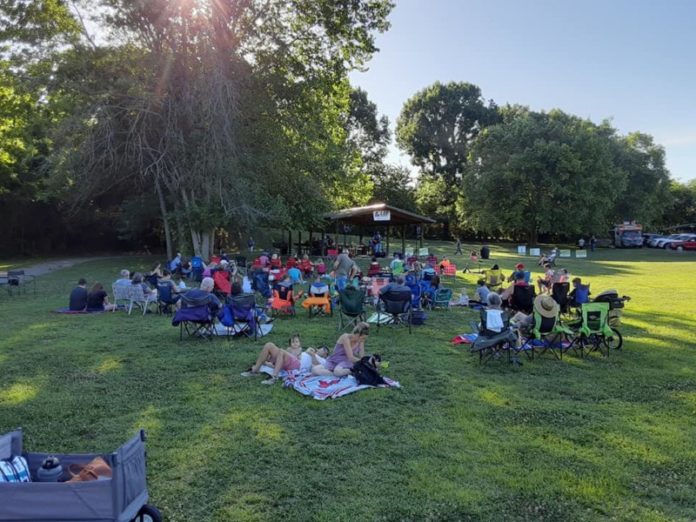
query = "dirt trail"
xmin=15 ymin=258 xmax=106 ymax=277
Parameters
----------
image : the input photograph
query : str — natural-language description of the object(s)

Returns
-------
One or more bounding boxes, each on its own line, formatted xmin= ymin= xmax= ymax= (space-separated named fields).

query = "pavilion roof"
xmin=323 ymin=203 xmax=435 ymax=226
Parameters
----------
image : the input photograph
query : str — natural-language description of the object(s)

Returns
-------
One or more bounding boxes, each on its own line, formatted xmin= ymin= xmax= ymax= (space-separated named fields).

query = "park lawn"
xmin=1 ymin=244 xmax=695 ymax=521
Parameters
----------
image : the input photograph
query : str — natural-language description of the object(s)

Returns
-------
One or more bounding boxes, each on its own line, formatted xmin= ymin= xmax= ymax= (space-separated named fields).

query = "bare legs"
xmin=250 ymin=342 xmax=292 ymax=377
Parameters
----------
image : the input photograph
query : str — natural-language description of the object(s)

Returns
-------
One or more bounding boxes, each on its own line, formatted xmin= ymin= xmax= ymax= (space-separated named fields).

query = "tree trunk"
xmin=155 ymin=179 xmax=174 ymax=260
xmin=190 ymin=229 xmax=213 ymax=258
xmin=528 ymin=228 xmax=538 ymax=246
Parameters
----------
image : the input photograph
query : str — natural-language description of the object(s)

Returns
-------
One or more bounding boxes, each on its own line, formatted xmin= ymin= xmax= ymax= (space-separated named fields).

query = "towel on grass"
xmin=451 ymin=333 xmax=478 ymax=344
xmin=213 ymin=323 xmax=273 ymax=337
xmin=367 ymin=312 xmax=393 ymax=324
xmin=259 ymin=365 xmax=400 ymax=400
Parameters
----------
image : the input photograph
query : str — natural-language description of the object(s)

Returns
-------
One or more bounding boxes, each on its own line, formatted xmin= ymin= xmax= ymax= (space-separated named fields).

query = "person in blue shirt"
xmin=287 ymin=265 xmax=303 ymax=284
xmin=169 ymin=252 xmax=182 ymax=273
xmin=68 ymin=278 xmax=88 ymax=311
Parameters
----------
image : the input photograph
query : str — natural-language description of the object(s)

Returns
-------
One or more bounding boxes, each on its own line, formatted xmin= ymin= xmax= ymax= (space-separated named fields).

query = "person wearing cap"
xmin=508 ymin=263 xmax=526 ymax=282
xmin=501 ymin=270 xmax=529 ymax=302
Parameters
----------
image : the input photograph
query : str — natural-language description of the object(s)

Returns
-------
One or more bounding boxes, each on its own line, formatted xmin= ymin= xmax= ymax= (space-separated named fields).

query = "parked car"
xmin=654 ymin=234 xmax=689 ymax=249
xmin=642 ymin=233 xmax=662 ymax=246
xmin=648 ymin=234 xmax=668 ymax=247
xmin=669 ymin=237 xmax=696 ymax=251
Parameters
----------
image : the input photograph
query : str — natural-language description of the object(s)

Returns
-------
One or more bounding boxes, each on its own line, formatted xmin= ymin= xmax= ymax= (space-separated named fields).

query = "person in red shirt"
xmin=299 ymin=254 xmax=314 ymax=277
xmin=270 ymin=253 xmax=282 ymax=269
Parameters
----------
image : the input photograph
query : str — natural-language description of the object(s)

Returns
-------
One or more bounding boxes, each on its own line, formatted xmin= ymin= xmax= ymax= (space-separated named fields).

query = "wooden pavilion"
xmin=323 ymin=203 xmax=436 ymax=256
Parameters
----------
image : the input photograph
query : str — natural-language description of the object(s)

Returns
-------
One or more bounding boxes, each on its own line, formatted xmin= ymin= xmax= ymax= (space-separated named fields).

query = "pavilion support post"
xmin=288 ymin=230 xmax=292 ymax=257
xmin=386 ymin=225 xmax=390 ymax=256
xmin=321 ymin=232 xmax=326 ymax=256
xmin=420 ymin=226 xmax=424 ymax=249
xmin=298 ymin=231 xmax=302 ymax=257
xmin=402 ymin=224 xmax=406 ymax=255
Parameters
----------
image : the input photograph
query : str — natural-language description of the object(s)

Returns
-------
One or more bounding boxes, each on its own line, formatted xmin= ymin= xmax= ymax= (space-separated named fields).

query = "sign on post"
xmin=560 ymin=249 xmax=571 ymax=258
xmin=373 ymin=210 xmax=391 ymax=221
xmin=529 ymin=248 xmax=541 ymax=257
xmin=517 ymin=245 xmax=527 ymax=255
xmin=576 ymin=250 xmax=587 ymax=258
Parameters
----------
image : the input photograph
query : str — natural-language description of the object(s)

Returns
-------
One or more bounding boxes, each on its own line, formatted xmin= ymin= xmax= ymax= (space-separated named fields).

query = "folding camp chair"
xmin=484 ymin=269 xmax=504 ymax=290
xmin=566 ymin=302 xmax=621 ymax=357
xmin=523 ymin=310 xmax=573 ymax=359
xmin=172 ymin=304 xmax=216 ymax=340
xmin=429 ymin=288 xmax=453 ymax=311
xmin=219 ymin=294 xmax=262 ymax=339
xmin=7 ymin=270 xmax=36 ymax=295
xmin=443 ymin=263 xmax=457 ymax=280
xmin=470 ymin=309 xmax=518 ymax=364
xmin=157 ymin=284 xmax=179 ymax=315
xmin=128 ymin=285 xmax=158 ymax=315
xmin=407 ymin=282 xmax=422 ymax=310
xmin=251 ymin=270 xmax=272 ymax=299
xmin=271 ymin=284 xmax=296 ymax=317
xmin=111 ymin=283 xmax=131 ymax=312
xmin=377 ymin=288 xmax=413 ymax=334
xmin=336 ymin=286 xmax=366 ymax=331
xmin=552 ymin=282 xmax=570 ymax=314
xmin=510 ymin=285 xmax=535 ymax=314
xmin=302 ymin=285 xmax=332 ymax=318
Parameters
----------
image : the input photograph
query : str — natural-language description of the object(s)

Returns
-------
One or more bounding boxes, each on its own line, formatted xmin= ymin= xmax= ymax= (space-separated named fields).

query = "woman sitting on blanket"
xmin=241 ymin=334 xmax=304 ymax=385
xmin=311 ymin=322 xmax=369 ymax=377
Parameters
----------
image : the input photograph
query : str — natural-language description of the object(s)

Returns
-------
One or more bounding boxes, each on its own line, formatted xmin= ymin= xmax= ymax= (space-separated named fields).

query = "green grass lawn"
xmin=1 ymin=243 xmax=695 ymax=521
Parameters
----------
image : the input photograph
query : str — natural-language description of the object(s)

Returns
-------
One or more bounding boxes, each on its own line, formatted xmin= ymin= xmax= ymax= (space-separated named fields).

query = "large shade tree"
xmin=2 ymin=0 xmax=394 ymax=257
xmin=462 ymin=108 xmax=625 ymax=244
xmin=395 ymin=82 xmax=499 ymax=206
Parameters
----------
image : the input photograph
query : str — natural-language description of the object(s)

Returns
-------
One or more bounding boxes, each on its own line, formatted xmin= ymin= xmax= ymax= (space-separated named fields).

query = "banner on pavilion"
xmin=373 ymin=210 xmax=391 ymax=221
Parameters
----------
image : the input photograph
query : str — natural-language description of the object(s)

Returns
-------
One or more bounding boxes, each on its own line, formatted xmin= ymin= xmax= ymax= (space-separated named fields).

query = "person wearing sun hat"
xmin=511 ymin=294 xmax=559 ymax=334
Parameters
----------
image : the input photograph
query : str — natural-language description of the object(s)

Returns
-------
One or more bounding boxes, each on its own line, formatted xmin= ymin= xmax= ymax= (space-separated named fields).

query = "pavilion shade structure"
xmin=323 ymin=203 xmax=435 ymax=255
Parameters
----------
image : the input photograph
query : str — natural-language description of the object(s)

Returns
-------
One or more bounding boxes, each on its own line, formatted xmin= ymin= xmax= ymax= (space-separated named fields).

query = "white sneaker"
xmin=261 ymin=376 xmax=278 ymax=385
xmin=240 ymin=371 xmax=256 ymax=377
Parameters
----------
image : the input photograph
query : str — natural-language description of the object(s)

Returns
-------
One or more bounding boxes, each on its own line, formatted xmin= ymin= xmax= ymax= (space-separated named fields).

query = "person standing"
xmin=454 ymin=238 xmax=463 ymax=255
xmin=590 ymin=235 xmax=596 ymax=252
xmin=578 ymin=237 xmax=585 ymax=249
xmin=247 ymin=236 xmax=255 ymax=252
xmin=333 ymin=248 xmax=353 ymax=291
xmin=372 ymin=230 xmax=382 ymax=255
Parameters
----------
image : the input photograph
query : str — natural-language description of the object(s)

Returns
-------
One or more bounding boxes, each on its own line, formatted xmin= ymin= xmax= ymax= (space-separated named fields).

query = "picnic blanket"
xmin=259 ymin=365 xmax=400 ymax=400
xmin=52 ymin=307 xmax=104 ymax=314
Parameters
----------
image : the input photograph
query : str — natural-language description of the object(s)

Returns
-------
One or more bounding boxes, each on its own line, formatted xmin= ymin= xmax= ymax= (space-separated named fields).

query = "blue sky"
xmin=349 ymin=0 xmax=696 ymax=181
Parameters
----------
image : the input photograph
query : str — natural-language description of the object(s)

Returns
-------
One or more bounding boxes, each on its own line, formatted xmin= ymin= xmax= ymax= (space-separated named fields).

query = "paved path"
xmin=19 ymin=258 xmax=107 ymax=277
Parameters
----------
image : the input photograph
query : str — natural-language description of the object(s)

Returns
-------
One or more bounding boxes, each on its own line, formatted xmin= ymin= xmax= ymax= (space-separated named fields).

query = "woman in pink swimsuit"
xmin=241 ymin=334 xmax=302 ymax=384
xmin=312 ymin=322 xmax=369 ymax=377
